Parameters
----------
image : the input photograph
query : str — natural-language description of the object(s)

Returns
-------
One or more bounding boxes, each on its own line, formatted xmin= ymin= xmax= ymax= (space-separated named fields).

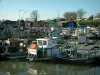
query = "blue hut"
xmin=58 ymin=20 xmax=77 ymax=29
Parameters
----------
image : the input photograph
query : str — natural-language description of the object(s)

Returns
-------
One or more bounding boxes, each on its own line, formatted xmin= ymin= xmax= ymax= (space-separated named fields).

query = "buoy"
xmin=29 ymin=44 xmax=37 ymax=49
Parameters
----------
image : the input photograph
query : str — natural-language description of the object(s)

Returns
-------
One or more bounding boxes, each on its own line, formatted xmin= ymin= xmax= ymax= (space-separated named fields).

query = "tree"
xmin=20 ymin=20 xmax=25 ymax=27
xmin=52 ymin=18 xmax=65 ymax=22
xmin=52 ymin=19 xmax=57 ymax=22
xmin=59 ymin=18 xmax=65 ymax=21
xmin=63 ymin=12 xmax=77 ymax=20
xmin=77 ymin=9 xmax=86 ymax=19
xmin=95 ymin=13 xmax=100 ymax=18
xmin=30 ymin=10 xmax=39 ymax=22
xmin=88 ymin=15 xmax=94 ymax=20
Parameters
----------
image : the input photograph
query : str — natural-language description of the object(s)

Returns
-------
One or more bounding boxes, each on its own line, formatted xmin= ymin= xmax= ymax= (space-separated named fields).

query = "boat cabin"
xmin=36 ymin=37 xmax=59 ymax=57
xmin=36 ymin=37 xmax=58 ymax=48
xmin=27 ymin=37 xmax=60 ymax=59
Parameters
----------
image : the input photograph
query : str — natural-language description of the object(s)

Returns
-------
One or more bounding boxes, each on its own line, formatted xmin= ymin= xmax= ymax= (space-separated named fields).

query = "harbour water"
xmin=0 ymin=60 xmax=100 ymax=75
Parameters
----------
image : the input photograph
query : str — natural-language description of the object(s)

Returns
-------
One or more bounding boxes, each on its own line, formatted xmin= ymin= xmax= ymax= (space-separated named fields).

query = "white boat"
xmin=27 ymin=37 xmax=60 ymax=61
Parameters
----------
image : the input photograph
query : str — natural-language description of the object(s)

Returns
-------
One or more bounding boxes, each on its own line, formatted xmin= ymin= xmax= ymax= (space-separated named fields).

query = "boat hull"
xmin=6 ymin=52 xmax=28 ymax=59
xmin=54 ymin=57 xmax=99 ymax=65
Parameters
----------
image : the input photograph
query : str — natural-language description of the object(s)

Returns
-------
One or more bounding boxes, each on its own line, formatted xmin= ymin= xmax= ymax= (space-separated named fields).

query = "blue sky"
xmin=0 ymin=0 xmax=100 ymax=21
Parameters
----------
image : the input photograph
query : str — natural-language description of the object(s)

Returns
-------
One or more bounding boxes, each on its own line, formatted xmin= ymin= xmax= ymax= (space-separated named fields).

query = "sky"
xmin=0 ymin=0 xmax=100 ymax=21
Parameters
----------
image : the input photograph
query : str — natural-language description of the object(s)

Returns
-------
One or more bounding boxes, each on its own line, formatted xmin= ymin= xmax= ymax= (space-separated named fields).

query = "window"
xmin=38 ymin=40 xmax=47 ymax=45
xmin=43 ymin=41 xmax=47 ymax=45
xmin=38 ymin=40 xmax=42 ymax=45
xmin=52 ymin=40 xmax=56 ymax=44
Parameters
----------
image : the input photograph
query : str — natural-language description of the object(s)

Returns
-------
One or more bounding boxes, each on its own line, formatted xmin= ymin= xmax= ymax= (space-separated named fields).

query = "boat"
xmin=26 ymin=34 xmax=100 ymax=64
xmin=3 ymin=38 xmax=28 ymax=59
xmin=27 ymin=37 xmax=60 ymax=61
xmin=55 ymin=41 xmax=100 ymax=64
xmin=26 ymin=25 xmax=100 ymax=64
xmin=54 ymin=26 xmax=100 ymax=64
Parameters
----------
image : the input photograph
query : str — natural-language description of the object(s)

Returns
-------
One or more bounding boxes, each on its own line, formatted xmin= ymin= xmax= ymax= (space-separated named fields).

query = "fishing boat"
xmin=27 ymin=37 xmax=60 ymax=61
xmin=55 ymin=41 xmax=100 ymax=64
xmin=27 ymin=35 xmax=100 ymax=64
xmin=3 ymin=38 xmax=28 ymax=59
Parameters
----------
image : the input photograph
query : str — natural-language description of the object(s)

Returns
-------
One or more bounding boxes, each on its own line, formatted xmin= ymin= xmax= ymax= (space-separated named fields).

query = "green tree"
xmin=63 ymin=12 xmax=77 ymax=20
xmin=52 ymin=18 xmax=65 ymax=22
xmin=77 ymin=9 xmax=86 ymax=19
xmin=59 ymin=18 xmax=65 ymax=21
xmin=88 ymin=15 xmax=94 ymax=20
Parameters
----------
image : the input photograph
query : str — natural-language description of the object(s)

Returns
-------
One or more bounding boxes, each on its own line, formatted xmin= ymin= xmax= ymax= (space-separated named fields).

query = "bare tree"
xmin=77 ymin=9 xmax=86 ymax=19
xmin=30 ymin=10 xmax=40 ymax=36
xmin=63 ymin=12 xmax=77 ymax=20
xmin=30 ymin=10 xmax=39 ymax=22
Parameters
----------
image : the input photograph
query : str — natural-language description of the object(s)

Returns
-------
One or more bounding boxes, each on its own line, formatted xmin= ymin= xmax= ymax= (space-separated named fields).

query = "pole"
xmin=18 ymin=10 xmax=20 ymax=38
xmin=19 ymin=10 xmax=20 ymax=27
xmin=18 ymin=10 xmax=24 ymax=38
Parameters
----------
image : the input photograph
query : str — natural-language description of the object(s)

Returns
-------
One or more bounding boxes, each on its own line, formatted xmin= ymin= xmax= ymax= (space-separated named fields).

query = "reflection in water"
xmin=0 ymin=61 xmax=100 ymax=75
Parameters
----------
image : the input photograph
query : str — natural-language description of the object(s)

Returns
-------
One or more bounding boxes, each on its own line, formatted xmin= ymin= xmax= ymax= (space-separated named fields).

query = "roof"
xmin=57 ymin=20 xmax=76 ymax=23
xmin=36 ymin=37 xmax=59 ymax=41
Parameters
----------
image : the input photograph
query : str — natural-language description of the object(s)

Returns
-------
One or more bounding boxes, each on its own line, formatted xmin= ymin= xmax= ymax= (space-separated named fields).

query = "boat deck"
xmin=60 ymin=40 xmax=100 ymax=60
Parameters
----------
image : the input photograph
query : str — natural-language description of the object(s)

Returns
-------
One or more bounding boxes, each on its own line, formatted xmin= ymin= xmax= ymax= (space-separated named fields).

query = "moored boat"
xmin=55 ymin=42 xmax=100 ymax=64
xmin=27 ymin=37 xmax=60 ymax=61
xmin=26 ymin=35 xmax=100 ymax=64
xmin=3 ymin=38 xmax=28 ymax=59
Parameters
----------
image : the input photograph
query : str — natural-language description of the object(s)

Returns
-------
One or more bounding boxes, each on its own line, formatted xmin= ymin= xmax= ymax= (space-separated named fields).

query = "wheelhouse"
xmin=36 ymin=37 xmax=58 ymax=48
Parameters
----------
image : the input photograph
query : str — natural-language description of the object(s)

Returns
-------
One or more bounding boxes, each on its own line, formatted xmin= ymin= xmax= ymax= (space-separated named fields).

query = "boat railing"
xmin=59 ymin=47 xmax=100 ymax=60
xmin=76 ymin=48 xmax=100 ymax=59
xmin=59 ymin=41 xmax=71 ymax=49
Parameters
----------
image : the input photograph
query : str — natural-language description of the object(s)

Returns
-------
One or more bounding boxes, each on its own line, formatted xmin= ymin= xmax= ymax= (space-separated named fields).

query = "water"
xmin=0 ymin=60 xmax=100 ymax=75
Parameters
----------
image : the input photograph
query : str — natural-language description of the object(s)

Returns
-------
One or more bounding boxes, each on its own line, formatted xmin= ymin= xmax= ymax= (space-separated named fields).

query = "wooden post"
xmin=82 ymin=53 xmax=84 ymax=59
xmin=88 ymin=49 xmax=90 ymax=59
xmin=95 ymin=48 xmax=96 ymax=57
xmin=75 ymin=42 xmax=77 ymax=59
xmin=70 ymin=46 xmax=72 ymax=59
xmin=51 ymin=48 xmax=52 ymax=57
